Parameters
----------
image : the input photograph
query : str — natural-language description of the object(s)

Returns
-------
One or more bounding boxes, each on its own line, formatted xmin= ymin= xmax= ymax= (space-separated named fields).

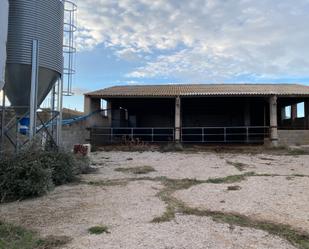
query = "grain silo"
xmin=5 ymin=0 xmax=64 ymax=115
xmin=0 ymin=0 xmax=9 ymax=90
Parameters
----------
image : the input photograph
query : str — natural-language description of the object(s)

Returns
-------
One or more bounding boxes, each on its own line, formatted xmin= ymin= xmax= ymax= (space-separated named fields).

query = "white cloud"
xmin=75 ymin=0 xmax=309 ymax=81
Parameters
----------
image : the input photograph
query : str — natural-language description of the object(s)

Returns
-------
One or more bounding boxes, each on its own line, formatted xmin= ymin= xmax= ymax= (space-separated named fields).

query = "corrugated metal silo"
xmin=5 ymin=0 xmax=64 ymax=115
xmin=0 ymin=0 xmax=9 ymax=90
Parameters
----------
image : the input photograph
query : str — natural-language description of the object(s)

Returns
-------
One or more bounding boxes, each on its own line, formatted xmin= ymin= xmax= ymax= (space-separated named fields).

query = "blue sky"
xmin=64 ymin=0 xmax=309 ymax=111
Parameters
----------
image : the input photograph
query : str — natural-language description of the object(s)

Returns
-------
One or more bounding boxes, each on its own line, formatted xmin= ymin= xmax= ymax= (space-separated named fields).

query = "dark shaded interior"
xmin=110 ymin=98 xmax=175 ymax=128
xmin=109 ymin=97 xmax=269 ymax=128
xmin=181 ymin=97 xmax=267 ymax=127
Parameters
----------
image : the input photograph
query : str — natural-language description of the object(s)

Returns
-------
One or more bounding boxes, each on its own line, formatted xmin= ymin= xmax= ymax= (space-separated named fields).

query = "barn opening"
xmin=84 ymin=84 xmax=309 ymax=146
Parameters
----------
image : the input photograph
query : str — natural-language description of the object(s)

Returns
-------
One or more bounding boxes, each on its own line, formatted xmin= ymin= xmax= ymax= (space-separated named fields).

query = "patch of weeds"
xmin=226 ymin=160 xmax=248 ymax=171
xmin=37 ymin=235 xmax=71 ymax=248
xmin=0 ymin=221 xmax=70 ymax=249
xmin=288 ymin=149 xmax=308 ymax=156
xmin=255 ymin=173 xmax=277 ymax=177
xmin=184 ymin=209 xmax=309 ymax=249
xmin=259 ymin=157 xmax=275 ymax=161
xmin=292 ymin=174 xmax=306 ymax=177
xmin=206 ymin=172 xmax=256 ymax=184
xmin=0 ymin=221 xmax=39 ymax=249
xmin=151 ymin=177 xmax=206 ymax=223
xmin=114 ymin=166 xmax=156 ymax=175
xmin=159 ymin=177 xmax=206 ymax=190
xmin=227 ymin=185 xmax=241 ymax=191
xmin=87 ymin=179 xmax=129 ymax=187
xmin=268 ymin=145 xmax=289 ymax=151
xmin=88 ymin=226 xmax=110 ymax=235
xmin=151 ymin=201 xmax=178 ymax=223
xmin=286 ymin=176 xmax=295 ymax=181
xmin=161 ymin=142 xmax=184 ymax=152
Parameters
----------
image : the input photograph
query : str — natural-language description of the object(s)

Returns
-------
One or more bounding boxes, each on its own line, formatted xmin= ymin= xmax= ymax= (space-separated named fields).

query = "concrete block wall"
xmin=62 ymin=120 xmax=90 ymax=150
xmin=278 ymin=130 xmax=309 ymax=146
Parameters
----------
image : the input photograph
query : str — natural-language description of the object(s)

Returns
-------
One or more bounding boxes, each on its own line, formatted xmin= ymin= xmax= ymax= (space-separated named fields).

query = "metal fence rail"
xmin=90 ymin=126 xmax=269 ymax=145
xmin=90 ymin=127 xmax=174 ymax=145
xmin=181 ymin=126 xmax=269 ymax=143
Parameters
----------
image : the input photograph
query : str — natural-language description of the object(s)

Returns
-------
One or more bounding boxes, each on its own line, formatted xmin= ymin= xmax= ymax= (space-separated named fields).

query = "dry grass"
xmin=226 ymin=160 xmax=248 ymax=171
xmin=87 ymin=179 xmax=129 ymax=187
xmin=206 ymin=172 xmax=256 ymax=184
xmin=227 ymin=185 xmax=242 ymax=191
xmin=0 ymin=221 xmax=70 ymax=249
xmin=114 ymin=166 xmax=156 ymax=175
xmin=182 ymin=208 xmax=309 ymax=249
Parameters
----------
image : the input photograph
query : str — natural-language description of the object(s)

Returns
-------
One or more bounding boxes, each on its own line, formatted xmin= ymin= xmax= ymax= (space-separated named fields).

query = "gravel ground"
xmin=174 ymin=176 xmax=309 ymax=234
xmin=64 ymin=215 xmax=296 ymax=249
xmin=1 ymin=150 xmax=308 ymax=249
xmin=89 ymin=151 xmax=309 ymax=181
xmin=223 ymin=154 xmax=309 ymax=176
xmin=0 ymin=180 xmax=165 ymax=238
xmin=89 ymin=151 xmax=243 ymax=181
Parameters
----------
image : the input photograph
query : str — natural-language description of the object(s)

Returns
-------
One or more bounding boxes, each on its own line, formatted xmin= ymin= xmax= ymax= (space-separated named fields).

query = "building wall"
xmin=62 ymin=120 xmax=90 ymax=150
xmin=278 ymin=130 xmax=309 ymax=145
xmin=278 ymin=98 xmax=309 ymax=129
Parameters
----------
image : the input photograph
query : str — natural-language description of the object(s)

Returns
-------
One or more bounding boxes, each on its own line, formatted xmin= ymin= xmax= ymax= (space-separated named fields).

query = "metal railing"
xmin=90 ymin=127 xmax=174 ymax=145
xmin=89 ymin=126 xmax=269 ymax=145
xmin=181 ymin=126 xmax=269 ymax=143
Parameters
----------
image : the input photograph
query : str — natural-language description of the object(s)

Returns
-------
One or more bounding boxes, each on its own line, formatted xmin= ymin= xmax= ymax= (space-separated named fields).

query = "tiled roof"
xmin=85 ymin=84 xmax=309 ymax=98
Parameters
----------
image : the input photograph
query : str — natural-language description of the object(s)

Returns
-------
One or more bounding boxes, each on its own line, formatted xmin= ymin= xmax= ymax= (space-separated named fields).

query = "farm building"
xmin=84 ymin=84 xmax=309 ymax=146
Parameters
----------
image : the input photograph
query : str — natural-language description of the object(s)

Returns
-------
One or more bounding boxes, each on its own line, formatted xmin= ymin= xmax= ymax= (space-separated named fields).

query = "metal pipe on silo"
xmin=29 ymin=40 xmax=39 ymax=140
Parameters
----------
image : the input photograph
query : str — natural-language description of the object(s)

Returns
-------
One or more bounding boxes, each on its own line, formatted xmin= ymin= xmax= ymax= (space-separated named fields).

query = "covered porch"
xmin=84 ymin=84 xmax=309 ymax=146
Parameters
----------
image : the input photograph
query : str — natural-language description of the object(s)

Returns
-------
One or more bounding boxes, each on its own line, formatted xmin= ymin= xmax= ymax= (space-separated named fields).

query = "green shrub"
xmin=0 ymin=151 xmax=54 ymax=202
xmin=44 ymin=151 xmax=77 ymax=186
xmin=0 ymin=144 xmax=91 ymax=202
xmin=74 ymin=155 xmax=95 ymax=175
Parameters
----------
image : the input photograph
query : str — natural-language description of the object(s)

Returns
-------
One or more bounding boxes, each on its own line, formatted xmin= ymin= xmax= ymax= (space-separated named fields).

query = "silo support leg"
xmin=29 ymin=40 xmax=39 ymax=140
xmin=56 ymin=77 xmax=63 ymax=147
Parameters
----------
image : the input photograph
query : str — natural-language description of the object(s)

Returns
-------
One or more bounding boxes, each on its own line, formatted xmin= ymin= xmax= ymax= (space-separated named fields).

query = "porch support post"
xmin=107 ymin=101 xmax=112 ymax=127
xmin=291 ymin=104 xmax=297 ymax=122
xmin=84 ymin=96 xmax=101 ymax=127
xmin=175 ymin=96 xmax=181 ymax=142
xmin=305 ymin=101 xmax=309 ymax=129
xmin=84 ymin=96 xmax=100 ymax=114
xmin=269 ymin=95 xmax=278 ymax=147
xmin=244 ymin=99 xmax=251 ymax=126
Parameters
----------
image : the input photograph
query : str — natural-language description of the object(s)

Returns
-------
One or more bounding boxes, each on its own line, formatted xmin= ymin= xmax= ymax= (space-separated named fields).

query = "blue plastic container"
xmin=19 ymin=117 xmax=30 ymax=135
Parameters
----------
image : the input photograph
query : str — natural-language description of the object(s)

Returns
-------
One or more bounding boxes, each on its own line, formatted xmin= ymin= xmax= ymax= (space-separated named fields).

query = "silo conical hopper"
xmin=0 ymin=0 xmax=9 ymax=90
xmin=5 ymin=0 xmax=64 ymax=116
